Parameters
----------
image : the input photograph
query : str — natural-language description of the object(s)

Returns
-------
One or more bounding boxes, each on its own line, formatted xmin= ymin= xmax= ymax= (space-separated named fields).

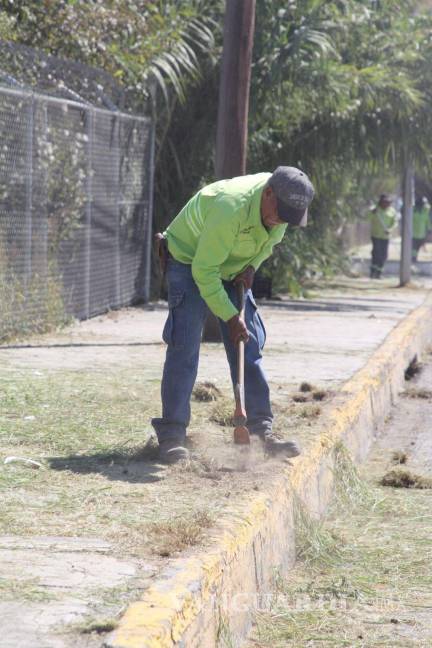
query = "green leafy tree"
xmin=2 ymin=0 xmax=432 ymax=296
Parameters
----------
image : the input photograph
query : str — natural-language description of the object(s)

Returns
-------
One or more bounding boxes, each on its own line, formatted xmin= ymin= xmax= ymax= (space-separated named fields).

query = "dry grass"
xmin=210 ymin=398 xmax=235 ymax=427
xmin=311 ymin=389 xmax=328 ymax=402
xmin=293 ymin=498 xmax=342 ymax=568
xmin=248 ymin=444 xmax=432 ymax=647
xmin=0 ymin=269 xmax=70 ymax=344
xmin=380 ymin=469 xmax=432 ymax=489
xmin=298 ymin=404 xmax=321 ymax=419
xmin=292 ymin=393 xmax=309 ymax=403
xmin=0 ymin=370 xmax=228 ymax=558
xmin=292 ymin=387 xmax=330 ymax=404
xmin=75 ymin=618 xmax=118 ymax=635
xmin=332 ymin=442 xmax=375 ymax=509
xmin=402 ymin=387 xmax=432 ymax=399
xmin=149 ymin=510 xmax=213 ymax=557
xmin=192 ymin=381 xmax=222 ymax=402
xmin=0 ymin=577 xmax=56 ymax=602
xmin=392 ymin=450 xmax=408 ymax=465
xmin=299 ymin=382 xmax=314 ymax=393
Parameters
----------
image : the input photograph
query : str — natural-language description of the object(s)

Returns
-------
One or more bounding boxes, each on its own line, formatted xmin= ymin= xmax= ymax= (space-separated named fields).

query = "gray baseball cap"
xmin=268 ymin=166 xmax=315 ymax=227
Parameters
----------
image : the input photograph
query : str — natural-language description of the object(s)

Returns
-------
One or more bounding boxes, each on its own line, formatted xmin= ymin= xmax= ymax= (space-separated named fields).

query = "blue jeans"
xmin=151 ymin=258 xmax=273 ymax=444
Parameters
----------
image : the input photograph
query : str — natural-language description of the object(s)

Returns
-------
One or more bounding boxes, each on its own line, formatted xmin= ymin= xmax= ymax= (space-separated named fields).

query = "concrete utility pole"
xmin=400 ymin=162 xmax=414 ymax=286
xmin=203 ymin=0 xmax=256 ymax=341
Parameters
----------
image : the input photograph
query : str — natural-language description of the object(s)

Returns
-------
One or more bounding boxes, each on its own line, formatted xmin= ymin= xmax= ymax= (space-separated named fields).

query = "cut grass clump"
xmin=149 ymin=510 xmax=213 ymax=557
xmin=292 ymin=393 xmax=309 ymax=403
xmin=392 ymin=450 xmax=408 ymax=465
xmin=298 ymin=404 xmax=321 ymax=419
xmin=299 ymin=382 xmax=314 ymax=393
xmin=332 ymin=442 xmax=375 ymax=509
xmin=403 ymin=387 xmax=432 ymax=400
xmin=76 ymin=618 xmax=118 ymax=635
xmin=404 ymin=356 xmax=422 ymax=381
xmin=192 ymin=381 xmax=222 ymax=402
xmin=294 ymin=497 xmax=342 ymax=568
xmin=380 ymin=469 xmax=432 ymax=489
xmin=293 ymin=387 xmax=330 ymax=404
xmin=312 ymin=389 xmax=328 ymax=401
xmin=210 ymin=399 xmax=234 ymax=427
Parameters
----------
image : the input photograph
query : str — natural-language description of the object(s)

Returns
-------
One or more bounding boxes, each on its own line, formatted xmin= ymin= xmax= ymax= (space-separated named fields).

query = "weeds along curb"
xmin=105 ymin=293 xmax=432 ymax=648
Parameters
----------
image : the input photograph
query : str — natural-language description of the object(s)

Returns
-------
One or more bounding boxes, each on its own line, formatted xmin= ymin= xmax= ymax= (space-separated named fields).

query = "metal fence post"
xmin=24 ymin=93 xmax=34 ymax=290
xmin=114 ymin=115 xmax=121 ymax=307
xmin=143 ymin=119 xmax=155 ymax=302
xmin=84 ymin=108 xmax=94 ymax=318
xmin=400 ymin=161 xmax=414 ymax=286
xmin=41 ymin=101 xmax=48 ymax=279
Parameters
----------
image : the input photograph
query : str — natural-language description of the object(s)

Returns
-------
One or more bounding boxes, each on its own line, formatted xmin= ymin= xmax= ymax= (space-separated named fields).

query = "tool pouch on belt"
xmin=155 ymin=233 xmax=169 ymax=275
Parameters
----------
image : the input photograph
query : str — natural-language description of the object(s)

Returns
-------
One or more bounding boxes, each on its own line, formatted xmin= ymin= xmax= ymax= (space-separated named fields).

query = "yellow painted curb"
xmin=106 ymin=293 xmax=432 ymax=648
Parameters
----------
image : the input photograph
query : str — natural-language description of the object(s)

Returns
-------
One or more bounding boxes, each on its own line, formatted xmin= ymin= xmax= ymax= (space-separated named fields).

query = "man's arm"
xmin=192 ymin=210 xmax=250 ymax=342
xmin=191 ymin=207 xmax=239 ymax=322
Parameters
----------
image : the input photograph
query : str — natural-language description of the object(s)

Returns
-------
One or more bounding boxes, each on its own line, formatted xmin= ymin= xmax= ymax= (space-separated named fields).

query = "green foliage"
xmin=247 ymin=0 xmax=432 ymax=292
xmin=3 ymin=0 xmax=432 ymax=297
xmin=0 ymin=0 xmax=217 ymax=105
xmin=260 ymin=228 xmax=348 ymax=296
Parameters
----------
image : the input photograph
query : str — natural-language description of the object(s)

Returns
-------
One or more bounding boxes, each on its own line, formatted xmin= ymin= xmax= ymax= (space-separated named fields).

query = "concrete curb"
xmin=106 ymin=293 xmax=432 ymax=648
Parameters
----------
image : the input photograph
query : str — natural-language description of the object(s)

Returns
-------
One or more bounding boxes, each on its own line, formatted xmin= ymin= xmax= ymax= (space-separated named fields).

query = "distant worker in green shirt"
xmin=412 ymin=196 xmax=431 ymax=262
xmin=152 ymin=167 xmax=315 ymax=463
xmin=368 ymin=193 xmax=398 ymax=279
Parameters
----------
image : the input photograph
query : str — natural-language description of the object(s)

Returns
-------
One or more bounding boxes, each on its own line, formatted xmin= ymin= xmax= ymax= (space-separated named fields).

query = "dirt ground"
xmin=248 ymin=355 xmax=432 ymax=648
xmin=0 ymin=277 xmax=430 ymax=647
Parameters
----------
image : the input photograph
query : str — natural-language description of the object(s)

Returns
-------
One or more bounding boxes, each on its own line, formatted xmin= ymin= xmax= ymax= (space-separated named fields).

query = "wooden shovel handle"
xmin=236 ymin=282 xmax=246 ymax=413
xmin=233 ymin=282 xmax=249 ymax=443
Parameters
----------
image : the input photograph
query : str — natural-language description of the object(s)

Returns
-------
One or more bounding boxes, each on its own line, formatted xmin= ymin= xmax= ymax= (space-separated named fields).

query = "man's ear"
xmin=263 ymin=185 xmax=276 ymax=206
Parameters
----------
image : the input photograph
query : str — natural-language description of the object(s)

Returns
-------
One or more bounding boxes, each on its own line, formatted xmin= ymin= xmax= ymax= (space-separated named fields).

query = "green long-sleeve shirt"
xmin=164 ymin=173 xmax=286 ymax=321
xmin=368 ymin=206 xmax=397 ymax=240
xmin=412 ymin=206 xmax=431 ymax=240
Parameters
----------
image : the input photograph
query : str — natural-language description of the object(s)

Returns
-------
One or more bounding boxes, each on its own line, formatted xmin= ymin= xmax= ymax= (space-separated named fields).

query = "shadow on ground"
xmin=0 ymin=341 xmax=164 ymax=350
xmin=48 ymin=442 xmax=165 ymax=484
xmin=259 ymin=297 xmax=405 ymax=313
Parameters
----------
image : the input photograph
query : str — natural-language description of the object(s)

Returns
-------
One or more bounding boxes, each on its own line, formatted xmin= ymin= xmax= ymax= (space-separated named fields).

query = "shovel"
xmin=233 ymin=282 xmax=250 ymax=445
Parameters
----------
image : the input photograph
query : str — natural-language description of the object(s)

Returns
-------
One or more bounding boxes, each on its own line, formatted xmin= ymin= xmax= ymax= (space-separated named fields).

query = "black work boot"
xmin=158 ymin=439 xmax=190 ymax=464
xmin=263 ymin=433 xmax=301 ymax=457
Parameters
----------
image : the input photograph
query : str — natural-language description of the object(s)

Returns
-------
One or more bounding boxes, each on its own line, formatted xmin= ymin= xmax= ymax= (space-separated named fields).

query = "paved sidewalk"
xmin=0 ymin=276 xmax=431 ymax=648
xmin=1 ymin=277 xmax=430 ymax=385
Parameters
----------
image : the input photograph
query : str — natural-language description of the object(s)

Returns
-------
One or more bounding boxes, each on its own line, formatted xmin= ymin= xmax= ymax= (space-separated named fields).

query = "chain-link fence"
xmin=0 ymin=82 xmax=154 ymax=342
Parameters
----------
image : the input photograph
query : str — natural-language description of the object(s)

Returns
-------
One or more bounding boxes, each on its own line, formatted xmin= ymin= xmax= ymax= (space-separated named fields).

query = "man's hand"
xmin=227 ymin=314 xmax=249 ymax=345
xmin=234 ymin=265 xmax=255 ymax=290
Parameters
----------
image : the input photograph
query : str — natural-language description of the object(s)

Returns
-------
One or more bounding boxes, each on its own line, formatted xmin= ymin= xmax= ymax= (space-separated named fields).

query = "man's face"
xmin=260 ymin=186 xmax=286 ymax=228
